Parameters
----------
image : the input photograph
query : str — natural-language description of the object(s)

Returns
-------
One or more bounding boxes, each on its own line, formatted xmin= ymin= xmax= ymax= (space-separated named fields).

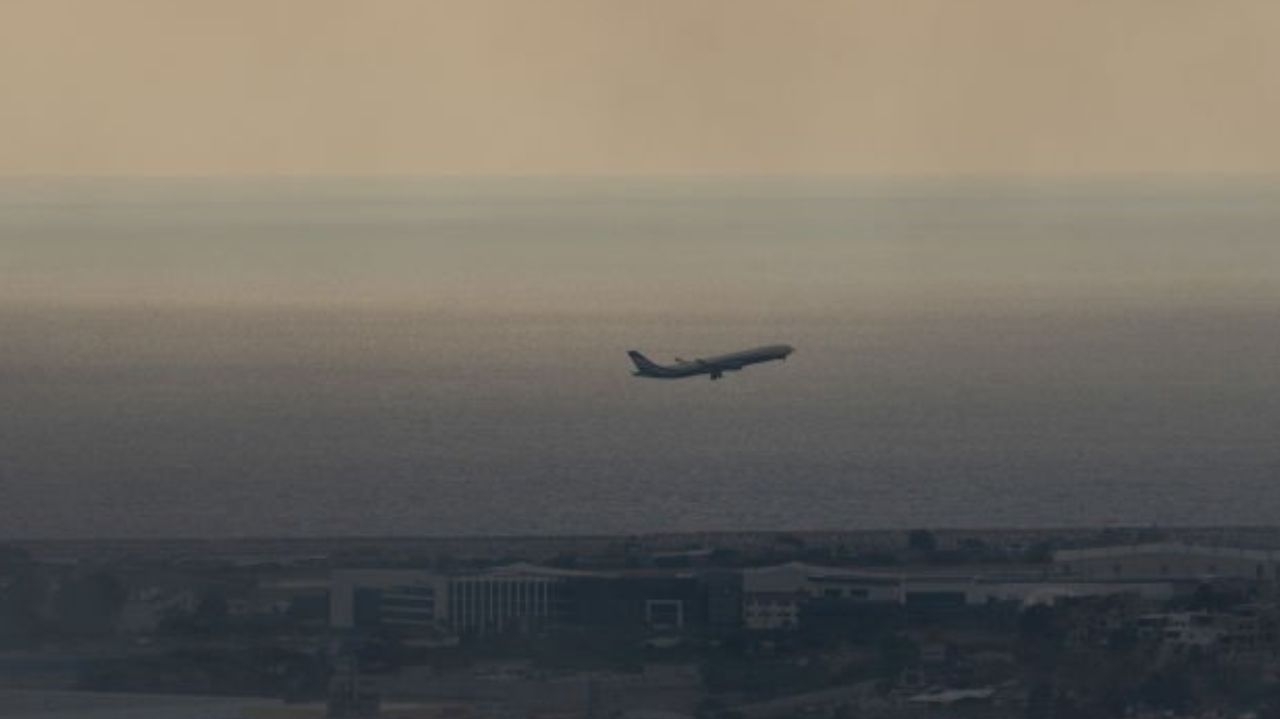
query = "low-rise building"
xmin=333 ymin=564 xmax=720 ymax=636
xmin=1054 ymin=543 xmax=1280 ymax=583
xmin=331 ymin=566 xmax=574 ymax=636
xmin=743 ymin=591 xmax=802 ymax=631
xmin=1135 ymin=606 xmax=1279 ymax=657
xmin=740 ymin=562 xmax=1184 ymax=630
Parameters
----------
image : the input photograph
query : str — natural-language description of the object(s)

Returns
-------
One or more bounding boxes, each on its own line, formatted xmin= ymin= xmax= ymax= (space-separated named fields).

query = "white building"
xmin=331 ymin=563 xmax=605 ymax=635
xmin=445 ymin=569 xmax=556 ymax=634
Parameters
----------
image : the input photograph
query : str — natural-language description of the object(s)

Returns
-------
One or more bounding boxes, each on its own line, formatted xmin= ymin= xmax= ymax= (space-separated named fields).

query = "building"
xmin=445 ymin=564 xmax=566 ymax=634
xmin=331 ymin=569 xmax=443 ymax=633
xmin=332 ymin=565 xmax=591 ymax=636
xmin=1135 ymin=607 xmax=1279 ymax=657
xmin=1053 ymin=543 xmax=1280 ymax=582
xmin=332 ymin=564 xmax=720 ymax=637
xmin=743 ymin=591 xmax=803 ymax=631
xmin=740 ymin=562 xmax=1185 ymax=631
xmin=558 ymin=571 xmax=707 ymax=631
xmin=327 ymin=657 xmax=380 ymax=718
xmin=702 ymin=570 xmax=744 ymax=629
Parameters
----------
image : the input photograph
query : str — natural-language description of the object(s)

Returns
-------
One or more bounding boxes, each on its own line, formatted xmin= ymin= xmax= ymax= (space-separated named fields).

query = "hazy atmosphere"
xmin=9 ymin=5 xmax=1280 ymax=719
xmin=3 ymin=0 xmax=1280 ymax=175
xmin=4 ymin=178 xmax=1280 ymax=538
xmin=3 ymin=2 xmax=1280 ymax=538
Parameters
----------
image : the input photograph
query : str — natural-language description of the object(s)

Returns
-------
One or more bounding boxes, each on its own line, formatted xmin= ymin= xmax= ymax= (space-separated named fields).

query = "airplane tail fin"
xmin=627 ymin=350 xmax=663 ymax=374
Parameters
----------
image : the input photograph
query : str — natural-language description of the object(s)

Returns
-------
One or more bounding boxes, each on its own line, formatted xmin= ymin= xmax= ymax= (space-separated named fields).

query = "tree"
xmin=877 ymin=634 xmax=920 ymax=678
xmin=1024 ymin=542 xmax=1054 ymax=564
xmin=1025 ymin=681 xmax=1054 ymax=719
xmin=1017 ymin=605 xmax=1064 ymax=675
xmin=907 ymin=530 xmax=937 ymax=553
xmin=194 ymin=588 xmax=229 ymax=629
xmin=54 ymin=572 xmax=126 ymax=637
xmin=0 ymin=545 xmax=33 ymax=572
xmin=708 ymin=549 xmax=741 ymax=567
xmin=548 ymin=554 xmax=579 ymax=569
xmin=1138 ymin=667 xmax=1194 ymax=714
xmin=0 ymin=570 xmax=43 ymax=646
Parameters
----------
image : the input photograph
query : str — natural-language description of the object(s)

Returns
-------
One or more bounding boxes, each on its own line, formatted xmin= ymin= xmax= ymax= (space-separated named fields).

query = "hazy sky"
xmin=2 ymin=0 xmax=1279 ymax=176
xmin=4 ymin=3 xmax=1280 ymax=539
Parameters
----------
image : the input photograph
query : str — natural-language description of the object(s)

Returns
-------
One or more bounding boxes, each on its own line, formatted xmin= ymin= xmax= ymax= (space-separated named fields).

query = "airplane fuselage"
xmin=628 ymin=344 xmax=795 ymax=380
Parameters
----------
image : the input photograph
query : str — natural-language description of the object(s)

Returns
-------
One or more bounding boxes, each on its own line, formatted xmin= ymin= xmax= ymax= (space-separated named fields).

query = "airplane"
xmin=627 ymin=344 xmax=795 ymax=381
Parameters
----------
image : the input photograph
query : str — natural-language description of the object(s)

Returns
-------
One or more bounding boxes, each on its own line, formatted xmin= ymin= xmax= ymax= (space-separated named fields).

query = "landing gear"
xmin=710 ymin=372 xmax=723 ymax=381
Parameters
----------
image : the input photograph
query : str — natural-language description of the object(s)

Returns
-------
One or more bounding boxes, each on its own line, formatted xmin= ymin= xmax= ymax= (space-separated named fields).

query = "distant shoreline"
xmin=12 ymin=525 xmax=1280 ymax=564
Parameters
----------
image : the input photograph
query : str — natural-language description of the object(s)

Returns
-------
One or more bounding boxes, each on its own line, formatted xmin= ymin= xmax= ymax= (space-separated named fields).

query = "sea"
xmin=3 ymin=177 xmax=1279 ymax=538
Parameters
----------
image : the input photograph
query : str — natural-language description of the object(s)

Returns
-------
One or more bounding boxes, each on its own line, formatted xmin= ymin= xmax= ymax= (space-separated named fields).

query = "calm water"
xmin=3 ymin=179 xmax=1279 ymax=538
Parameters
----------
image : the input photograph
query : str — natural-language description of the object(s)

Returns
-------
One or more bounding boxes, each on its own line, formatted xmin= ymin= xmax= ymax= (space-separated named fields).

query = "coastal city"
xmin=5 ymin=528 xmax=1280 ymax=719
xmin=6 ymin=0 xmax=1280 ymax=717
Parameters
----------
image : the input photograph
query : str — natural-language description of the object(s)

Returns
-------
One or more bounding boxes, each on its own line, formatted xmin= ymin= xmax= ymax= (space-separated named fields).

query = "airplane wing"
xmin=696 ymin=359 xmax=743 ymax=372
